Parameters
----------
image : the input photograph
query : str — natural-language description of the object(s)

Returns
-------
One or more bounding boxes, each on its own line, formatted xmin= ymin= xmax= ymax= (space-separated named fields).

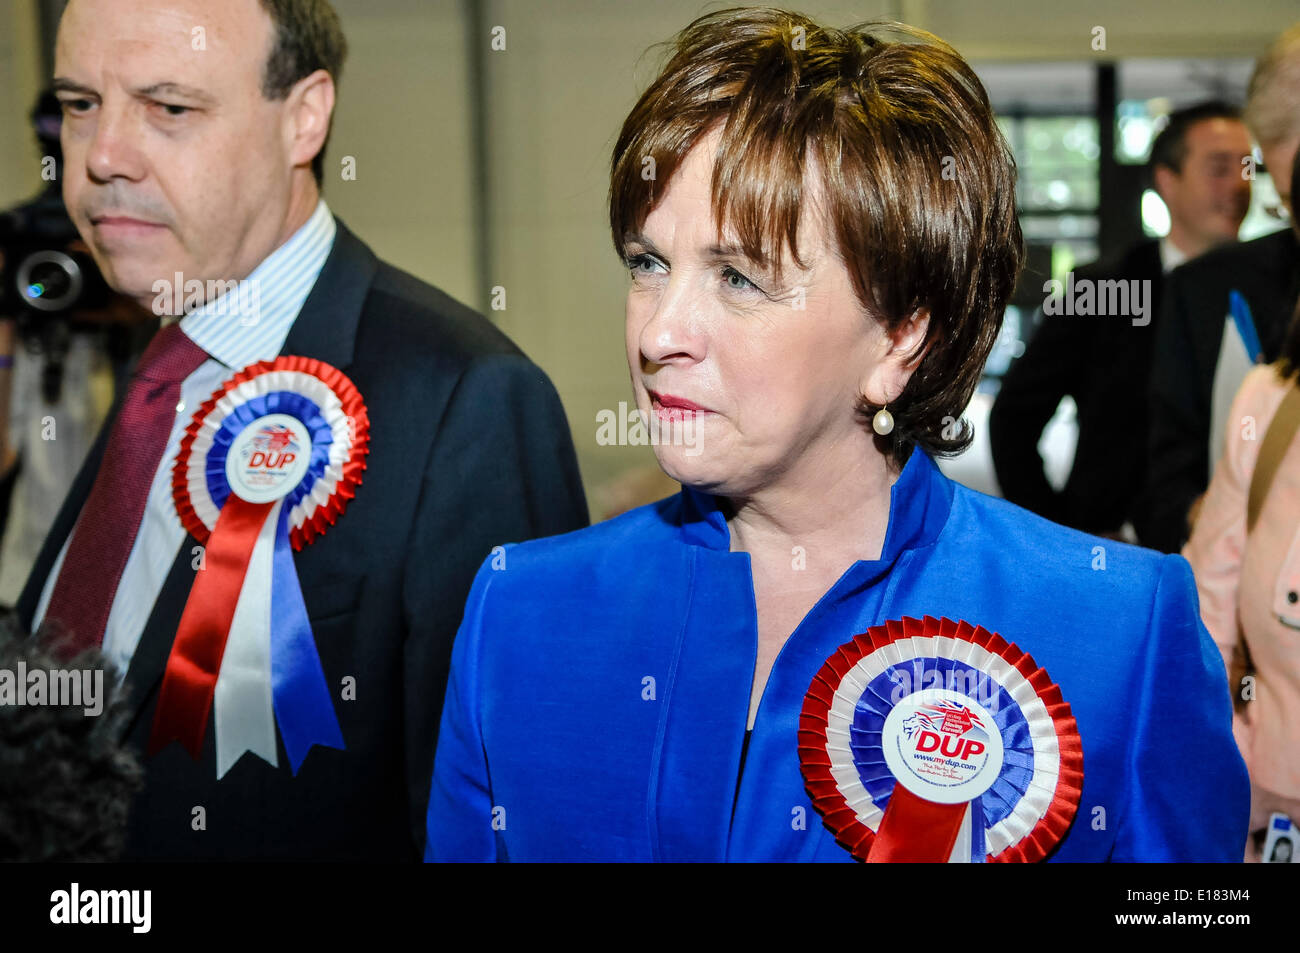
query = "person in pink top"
xmin=1184 ymin=300 xmax=1300 ymax=861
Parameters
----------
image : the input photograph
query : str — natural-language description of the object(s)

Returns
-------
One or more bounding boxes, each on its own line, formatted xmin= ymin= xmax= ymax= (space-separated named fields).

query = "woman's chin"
xmin=653 ymin=445 xmax=715 ymax=488
xmin=652 ymin=445 xmax=742 ymax=494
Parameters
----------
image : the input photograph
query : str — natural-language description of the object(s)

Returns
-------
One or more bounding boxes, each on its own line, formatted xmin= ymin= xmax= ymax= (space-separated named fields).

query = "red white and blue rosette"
xmin=148 ymin=356 xmax=369 ymax=779
xmin=799 ymin=616 xmax=1084 ymax=863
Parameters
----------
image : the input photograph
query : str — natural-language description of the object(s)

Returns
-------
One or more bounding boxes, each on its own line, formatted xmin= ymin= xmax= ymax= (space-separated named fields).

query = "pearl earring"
xmin=872 ymin=405 xmax=894 ymax=436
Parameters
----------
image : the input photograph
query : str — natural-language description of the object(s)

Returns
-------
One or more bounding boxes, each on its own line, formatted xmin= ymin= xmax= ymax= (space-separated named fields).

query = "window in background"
xmin=984 ymin=113 xmax=1100 ymax=386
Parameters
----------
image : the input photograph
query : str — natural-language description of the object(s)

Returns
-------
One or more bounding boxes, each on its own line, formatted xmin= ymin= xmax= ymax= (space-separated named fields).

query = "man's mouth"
xmin=90 ymin=215 xmax=166 ymax=234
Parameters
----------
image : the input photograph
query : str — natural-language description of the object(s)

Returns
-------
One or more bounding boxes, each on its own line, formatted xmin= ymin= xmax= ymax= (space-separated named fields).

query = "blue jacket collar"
xmin=677 ymin=445 xmax=953 ymax=563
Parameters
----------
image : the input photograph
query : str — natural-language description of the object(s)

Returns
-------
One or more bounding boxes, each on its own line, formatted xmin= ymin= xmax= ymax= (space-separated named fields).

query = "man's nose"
xmin=84 ymin=100 xmax=147 ymax=183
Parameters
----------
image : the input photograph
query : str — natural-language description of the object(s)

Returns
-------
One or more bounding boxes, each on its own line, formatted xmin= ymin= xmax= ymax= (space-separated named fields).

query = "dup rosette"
xmin=149 ymin=356 xmax=370 ymax=779
xmin=799 ymin=616 xmax=1084 ymax=863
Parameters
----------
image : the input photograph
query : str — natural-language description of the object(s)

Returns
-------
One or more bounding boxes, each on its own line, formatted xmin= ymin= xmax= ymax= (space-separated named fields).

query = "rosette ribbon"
xmin=148 ymin=356 xmax=369 ymax=779
xmin=799 ymin=616 xmax=1084 ymax=862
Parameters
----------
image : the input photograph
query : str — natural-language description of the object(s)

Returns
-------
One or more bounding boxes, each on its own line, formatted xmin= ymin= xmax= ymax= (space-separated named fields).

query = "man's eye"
xmin=156 ymin=103 xmax=191 ymax=117
xmin=60 ymin=98 xmax=94 ymax=114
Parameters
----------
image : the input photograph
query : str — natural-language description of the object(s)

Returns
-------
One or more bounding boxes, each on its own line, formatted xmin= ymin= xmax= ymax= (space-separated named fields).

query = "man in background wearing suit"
xmin=989 ymin=102 xmax=1252 ymax=539
xmin=1141 ymin=24 xmax=1300 ymax=553
xmin=17 ymin=0 xmax=588 ymax=859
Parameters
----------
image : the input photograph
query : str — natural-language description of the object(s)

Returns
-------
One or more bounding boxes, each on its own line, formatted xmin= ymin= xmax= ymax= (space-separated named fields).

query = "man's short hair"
xmin=258 ymin=0 xmax=348 ymax=186
xmin=609 ymin=9 xmax=1023 ymax=466
xmin=1147 ymin=101 xmax=1243 ymax=179
xmin=1246 ymin=23 xmax=1300 ymax=148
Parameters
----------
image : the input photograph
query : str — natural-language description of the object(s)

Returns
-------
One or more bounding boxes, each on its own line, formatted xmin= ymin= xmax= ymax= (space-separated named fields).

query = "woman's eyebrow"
xmin=705 ymin=243 xmax=785 ymax=280
xmin=705 ymin=242 xmax=761 ymax=263
xmin=622 ymin=233 xmax=663 ymax=256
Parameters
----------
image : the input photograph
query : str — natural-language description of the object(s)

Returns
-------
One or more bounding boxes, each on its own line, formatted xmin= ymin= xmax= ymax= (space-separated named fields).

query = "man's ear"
xmin=863 ymin=307 xmax=930 ymax=405
xmin=284 ymin=69 xmax=335 ymax=173
xmin=1152 ymin=164 xmax=1178 ymax=208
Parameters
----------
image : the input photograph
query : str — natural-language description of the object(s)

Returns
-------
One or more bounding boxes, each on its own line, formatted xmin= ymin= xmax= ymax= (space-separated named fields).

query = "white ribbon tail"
xmin=213 ymin=498 xmax=282 ymax=779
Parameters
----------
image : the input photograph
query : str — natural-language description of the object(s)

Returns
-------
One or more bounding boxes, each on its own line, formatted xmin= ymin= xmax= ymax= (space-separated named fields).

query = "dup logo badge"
xmin=799 ymin=616 xmax=1084 ymax=862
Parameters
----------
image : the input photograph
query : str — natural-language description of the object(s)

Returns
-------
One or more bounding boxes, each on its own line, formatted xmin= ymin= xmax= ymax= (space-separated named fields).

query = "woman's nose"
xmin=639 ymin=280 xmax=707 ymax=366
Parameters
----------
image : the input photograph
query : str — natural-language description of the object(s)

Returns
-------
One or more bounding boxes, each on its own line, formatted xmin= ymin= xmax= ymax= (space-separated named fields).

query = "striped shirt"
xmin=33 ymin=199 xmax=338 ymax=677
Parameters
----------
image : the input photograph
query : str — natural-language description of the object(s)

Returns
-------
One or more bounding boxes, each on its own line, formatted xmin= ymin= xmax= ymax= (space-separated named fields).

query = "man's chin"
xmin=96 ymin=265 xmax=173 ymax=317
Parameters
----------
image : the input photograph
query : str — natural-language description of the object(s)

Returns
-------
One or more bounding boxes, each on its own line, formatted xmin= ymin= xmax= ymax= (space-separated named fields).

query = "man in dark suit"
xmin=18 ymin=0 xmax=588 ymax=859
xmin=1140 ymin=26 xmax=1300 ymax=553
xmin=989 ymin=102 xmax=1252 ymax=538
xmin=1140 ymin=227 xmax=1299 ymax=552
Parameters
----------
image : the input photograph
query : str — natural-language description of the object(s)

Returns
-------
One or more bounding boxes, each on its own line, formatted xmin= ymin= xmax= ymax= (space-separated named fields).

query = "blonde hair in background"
xmin=1246 ymin=22 xmax=1300 ymax=146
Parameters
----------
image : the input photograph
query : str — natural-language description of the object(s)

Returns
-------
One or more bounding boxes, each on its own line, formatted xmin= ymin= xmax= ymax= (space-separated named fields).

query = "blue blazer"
xmin=426 ymin=448 xmax=1248 ymax=861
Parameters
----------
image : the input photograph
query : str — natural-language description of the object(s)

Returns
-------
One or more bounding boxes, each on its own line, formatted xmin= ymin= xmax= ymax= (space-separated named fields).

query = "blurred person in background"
xmin=990 ymin=102 xmax=1251 ymax=539
xmin=1142 ymin=23 xmax=1300 ymax=553
xmin=1182 ymin=145 xmax=1300 ymax=865
xmin=0 ymin=90 xmax=152 ymax=605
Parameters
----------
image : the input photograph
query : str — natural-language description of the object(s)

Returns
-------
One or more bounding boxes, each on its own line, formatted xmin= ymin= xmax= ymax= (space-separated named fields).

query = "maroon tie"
xmin=43 ymin=323 xmax=209 ymax=655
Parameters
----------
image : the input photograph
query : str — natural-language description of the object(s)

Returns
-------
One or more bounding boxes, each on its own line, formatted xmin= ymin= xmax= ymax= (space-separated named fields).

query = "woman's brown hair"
xmin=609 ymin=7 xmax=1024 ymax=465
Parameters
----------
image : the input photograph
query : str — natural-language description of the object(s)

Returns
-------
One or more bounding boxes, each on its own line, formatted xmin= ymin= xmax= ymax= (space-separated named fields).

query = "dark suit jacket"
xmin=1139 ymin=227 xmax=1300 ymax=553
xmin=17 ymin=219 xmax=590 ymax=860
xmin=989 ymin=240 xmax=1164 ymax=535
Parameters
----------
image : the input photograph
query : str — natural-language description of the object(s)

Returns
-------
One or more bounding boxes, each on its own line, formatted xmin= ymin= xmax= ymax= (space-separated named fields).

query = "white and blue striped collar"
xmin=180 ymin=199 xmax=337 ymax=369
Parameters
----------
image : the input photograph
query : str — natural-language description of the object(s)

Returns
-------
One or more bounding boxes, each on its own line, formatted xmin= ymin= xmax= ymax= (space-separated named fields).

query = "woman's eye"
xmin=626 ymin=253 xmax=665 ymax=276
xmin=722 ymin=266 xmax=759 ymax=292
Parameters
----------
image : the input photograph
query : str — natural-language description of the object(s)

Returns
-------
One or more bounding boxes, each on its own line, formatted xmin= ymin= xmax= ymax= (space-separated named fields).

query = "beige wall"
xmin=0 ymin=0 xmax=45 ymax=210
xmin=922 ymin=0 xmax=1299 ymax=59
xmin=326 ymin=0 xmax=478 ymax=311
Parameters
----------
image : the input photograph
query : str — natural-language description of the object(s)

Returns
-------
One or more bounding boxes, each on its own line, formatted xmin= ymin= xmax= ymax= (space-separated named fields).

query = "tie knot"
xmin=136 ymin=324 xmax=209 ymax=383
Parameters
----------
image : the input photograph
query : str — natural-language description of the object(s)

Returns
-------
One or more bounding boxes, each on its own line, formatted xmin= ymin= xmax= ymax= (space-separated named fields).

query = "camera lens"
xmin=15 ymin=249 xmax=84 ymax=312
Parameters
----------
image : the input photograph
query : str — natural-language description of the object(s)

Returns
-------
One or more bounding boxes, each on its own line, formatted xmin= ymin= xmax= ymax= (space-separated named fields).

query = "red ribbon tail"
xmin=148 ymin=497 xmax=275 ymax=759
xmin=867 ymin=784 xmax=969 ymax=863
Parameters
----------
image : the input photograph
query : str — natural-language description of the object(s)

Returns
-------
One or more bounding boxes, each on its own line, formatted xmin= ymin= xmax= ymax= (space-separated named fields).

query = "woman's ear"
xmin=862 ymin=307 xmax=931 ymax=405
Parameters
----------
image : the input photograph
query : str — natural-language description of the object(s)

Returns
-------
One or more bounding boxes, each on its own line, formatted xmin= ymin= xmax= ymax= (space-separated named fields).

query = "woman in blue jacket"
xmin=425 ymin=8 xmax=1247 ymax=862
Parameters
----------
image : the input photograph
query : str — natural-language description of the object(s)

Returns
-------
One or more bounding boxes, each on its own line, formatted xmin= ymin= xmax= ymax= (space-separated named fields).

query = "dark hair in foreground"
xmin=0 ymin=616 xmax=141 ymax=861
xmin=258 ymin=0 xmax=348 ymax=186
xmin=609 ymin=7 xmax=1024 ymax=465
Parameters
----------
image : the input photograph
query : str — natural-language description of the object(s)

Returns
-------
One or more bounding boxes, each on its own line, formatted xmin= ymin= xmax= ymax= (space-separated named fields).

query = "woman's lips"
xmin=648 ymin=390 xmax=714 ymax=421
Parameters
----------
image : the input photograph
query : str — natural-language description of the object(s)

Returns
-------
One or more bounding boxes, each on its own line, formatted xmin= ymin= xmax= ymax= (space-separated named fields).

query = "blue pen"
xmin=1228 ymin=289 xmax=1263 ymax=363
